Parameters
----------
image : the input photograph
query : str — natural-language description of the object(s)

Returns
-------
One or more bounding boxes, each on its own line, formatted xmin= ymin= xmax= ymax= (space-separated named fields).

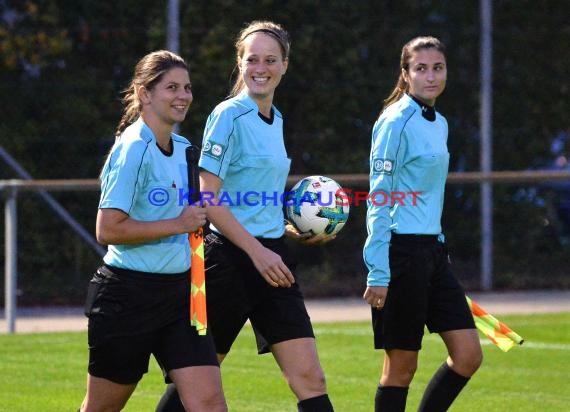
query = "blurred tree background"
xmin=1 ymin=0 xmax=569 ymax=305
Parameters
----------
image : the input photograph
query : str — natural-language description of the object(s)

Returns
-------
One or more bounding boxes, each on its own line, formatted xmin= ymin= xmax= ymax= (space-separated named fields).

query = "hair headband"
xmin=245 ymin=28 xmax=282 ymax=42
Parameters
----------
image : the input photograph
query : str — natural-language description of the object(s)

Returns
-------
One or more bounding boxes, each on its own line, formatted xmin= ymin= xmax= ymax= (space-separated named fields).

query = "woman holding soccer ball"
xmin=156 ymin=21 xmax=335 ymax=412
xmin=363 ymin=36 xmax=483 ymax=411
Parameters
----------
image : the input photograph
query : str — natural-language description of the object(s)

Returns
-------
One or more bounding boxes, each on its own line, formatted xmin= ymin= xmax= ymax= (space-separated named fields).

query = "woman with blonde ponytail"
xmin=157 ymin=21 xmax=335 ymax=412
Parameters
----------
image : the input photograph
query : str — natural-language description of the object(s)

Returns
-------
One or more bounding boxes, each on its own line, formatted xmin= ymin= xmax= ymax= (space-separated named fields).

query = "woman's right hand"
xmin=249 ymin=244 xmax=295 ymax=288
xmin=198 ymin=172 xmax=294 ymax=287
xmin=363 ymin=286 xmax=388 ymax=310
xmin=178 ymin=205 xmax=207 ymax=233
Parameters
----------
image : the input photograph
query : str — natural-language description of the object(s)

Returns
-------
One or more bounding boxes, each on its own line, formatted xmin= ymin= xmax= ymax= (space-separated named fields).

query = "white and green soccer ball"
xmin=285 ymin=175 xmax=349 ymax=236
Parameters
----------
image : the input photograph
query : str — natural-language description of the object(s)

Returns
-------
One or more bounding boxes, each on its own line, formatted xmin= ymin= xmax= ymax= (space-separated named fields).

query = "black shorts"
xmin=372 ymin=234 xmax=475 ymax=351
xmin=204 ymin=232 xmax=315 ymax=355
xmin=85 ymin=265 xmax=219 ymax=384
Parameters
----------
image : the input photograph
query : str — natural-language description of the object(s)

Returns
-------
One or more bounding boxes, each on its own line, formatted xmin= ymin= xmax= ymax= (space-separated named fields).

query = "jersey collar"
xmin=408 ymin=94 xmax=436 ymax=122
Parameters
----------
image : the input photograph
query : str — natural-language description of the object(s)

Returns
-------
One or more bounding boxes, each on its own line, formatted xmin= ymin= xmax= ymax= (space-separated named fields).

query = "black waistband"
xmin=100 ymin=264 xmax=188 ymax=281
xmin=390 ymin=233 xmax=440 ymax=243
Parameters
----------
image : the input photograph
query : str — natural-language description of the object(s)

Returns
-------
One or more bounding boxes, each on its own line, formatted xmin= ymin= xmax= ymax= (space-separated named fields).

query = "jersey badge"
xmin=202 ymin=141 xmax=225 ymax=161
xmin=372 ymin=158 xmax=394 ymax=175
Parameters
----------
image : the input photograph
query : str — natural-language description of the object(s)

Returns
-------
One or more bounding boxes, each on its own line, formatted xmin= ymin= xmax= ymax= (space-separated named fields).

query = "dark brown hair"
xmin=115 ymin=50 xmax=188 ymax=137
xmin=381 ymin=36 xmax=446 ymax=113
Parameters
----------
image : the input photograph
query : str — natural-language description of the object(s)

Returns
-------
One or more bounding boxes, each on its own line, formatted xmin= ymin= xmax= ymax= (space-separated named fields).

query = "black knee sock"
xmin=155 ymin=383 xmax=185 ymax=412
xmin=297 ymin=394 xmax=334 ymax=412
xmin=418 ymin=363 xmax=470 ymax=412
xmin=374 ymin=385 xmax=408 ymax=412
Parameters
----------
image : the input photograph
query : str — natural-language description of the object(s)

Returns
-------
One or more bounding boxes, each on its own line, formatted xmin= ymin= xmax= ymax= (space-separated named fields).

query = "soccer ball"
xmin=285 ymin=175 xmax=349 ymax=236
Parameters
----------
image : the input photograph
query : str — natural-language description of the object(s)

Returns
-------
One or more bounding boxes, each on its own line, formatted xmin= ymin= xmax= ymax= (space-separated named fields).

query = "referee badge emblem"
xmin=202 ymin=141 xmax=225 ymax=160
xmin=372 ymin=158 xmax=394 ymax=175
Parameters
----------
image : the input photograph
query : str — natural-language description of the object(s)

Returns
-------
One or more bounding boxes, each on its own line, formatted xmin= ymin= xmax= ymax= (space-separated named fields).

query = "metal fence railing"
xmin=2 ymin=170 xmax=570 ymax=333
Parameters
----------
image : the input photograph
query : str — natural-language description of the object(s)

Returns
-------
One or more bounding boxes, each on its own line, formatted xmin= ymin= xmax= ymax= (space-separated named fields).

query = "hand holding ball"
xmin=285 ymin=175 xmax=350 ymax=237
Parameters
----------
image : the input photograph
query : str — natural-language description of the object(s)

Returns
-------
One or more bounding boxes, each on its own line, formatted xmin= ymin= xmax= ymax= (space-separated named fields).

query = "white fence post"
xmin=4 ymin=186 xmax=18 ymax=334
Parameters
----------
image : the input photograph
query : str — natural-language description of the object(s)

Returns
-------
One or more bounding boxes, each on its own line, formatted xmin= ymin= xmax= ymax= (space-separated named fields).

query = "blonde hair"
xmin=229 ymin=21 xmax=290 ymax=97
xmin=381 ymin=36 xmax=446 ymax=113
xmin=115 ymin=50 xmax=188 ymax=137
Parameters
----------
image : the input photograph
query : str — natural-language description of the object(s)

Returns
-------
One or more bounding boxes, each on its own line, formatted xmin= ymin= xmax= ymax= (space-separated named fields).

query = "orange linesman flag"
xmin=190 ymin=229 xmax=207 ymax=335
xmin=186 ymin=144 xmax=207 ymax=336
xmin=466 ymin=295 xmax=524 ymax=352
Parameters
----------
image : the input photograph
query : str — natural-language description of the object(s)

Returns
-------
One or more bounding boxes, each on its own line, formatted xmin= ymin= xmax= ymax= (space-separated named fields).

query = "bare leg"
xmin=155 ymin=354 xmax=227 ymax=412
xmin=372 ymin=349 xmax=418 ymax=412
xmin=440 ymin=328 xmax=483 ymax=377
xmin=169 ymin=365 xmax=227 ymax=412
xmin=379 ymin=349 xmax=418 ymax=387
xmin=80 ymin=374 xmax=136 ymax=412
xmin=417 ymin=329 xmax=483 ymax=412
xmin=271 ymin=337 xmax=327 ymax=400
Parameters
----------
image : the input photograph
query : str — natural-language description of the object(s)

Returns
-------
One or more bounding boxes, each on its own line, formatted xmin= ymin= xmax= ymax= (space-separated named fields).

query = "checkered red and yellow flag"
xmin=467 ymin=295 xmax=524 ymax=352
xmin=186 ymin=145 xmax=207 ymax=336
xmin=190 ymin=229 xmax=207 ymax=335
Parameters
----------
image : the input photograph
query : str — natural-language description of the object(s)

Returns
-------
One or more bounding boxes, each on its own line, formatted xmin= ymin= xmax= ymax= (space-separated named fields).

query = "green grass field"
xmin=1 ymin=313 xmax=568 ymax=411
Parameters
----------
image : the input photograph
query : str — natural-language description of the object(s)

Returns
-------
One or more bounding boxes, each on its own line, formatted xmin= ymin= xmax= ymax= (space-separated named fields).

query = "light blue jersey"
xmin=99 ymin=118 xmax=192 ymax=273
xmin=363 ymin=94 xmax=449 ymax=286
xmin=199 ymin=92 xmax=291 ymax=238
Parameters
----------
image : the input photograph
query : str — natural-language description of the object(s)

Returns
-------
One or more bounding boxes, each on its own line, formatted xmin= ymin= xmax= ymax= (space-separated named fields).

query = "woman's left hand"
xmin=284 ymin=222 xmax=336 ymax=245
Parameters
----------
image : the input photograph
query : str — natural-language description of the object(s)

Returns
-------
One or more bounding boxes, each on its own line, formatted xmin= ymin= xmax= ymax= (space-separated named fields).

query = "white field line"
xmin=312 ymin=327 xmax=570 ymax=351
xmin=480 ymin=341 xmax=570 ymax=351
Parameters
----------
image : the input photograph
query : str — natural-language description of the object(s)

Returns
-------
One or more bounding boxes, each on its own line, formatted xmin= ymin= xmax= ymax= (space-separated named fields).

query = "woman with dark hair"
xmin=363 ymin=36 xmax=483 ymax=412
xmin=80 ymin=50 xmax=226 ymax=412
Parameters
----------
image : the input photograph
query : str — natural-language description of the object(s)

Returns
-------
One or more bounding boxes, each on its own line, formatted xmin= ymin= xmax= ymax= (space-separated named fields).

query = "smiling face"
xmin=403 ymin=48 xmax=447 ymax=106
xmin=238 ymin=32 xmax=288 ymax=107
xmin=139 ymin=67 xmax=193 ymax=128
